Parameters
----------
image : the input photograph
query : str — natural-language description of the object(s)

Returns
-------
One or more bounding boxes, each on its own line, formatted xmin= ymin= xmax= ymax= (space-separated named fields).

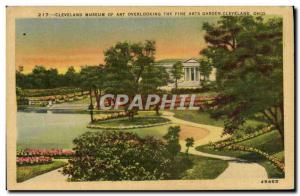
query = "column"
xmin=194 ymin=67 xmax=197 ymax=81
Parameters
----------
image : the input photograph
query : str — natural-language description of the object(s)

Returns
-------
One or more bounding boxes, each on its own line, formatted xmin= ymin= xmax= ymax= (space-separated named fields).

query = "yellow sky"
xmin=16 ymin=17 xmax=217 ymax=73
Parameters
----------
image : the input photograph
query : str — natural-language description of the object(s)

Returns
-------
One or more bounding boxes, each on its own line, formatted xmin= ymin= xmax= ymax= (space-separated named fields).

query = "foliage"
xmin=201 ymin=16 xmax=284 ymax=140
xmin=171 ymin=61 xmax=184 ymax=92
xmin=104 ymin=40 xmax=154 ymax=95
xmin=64 ymin=66 xmax=80 ymax=87
xmin=62 ymin=131 xmax=173 ymax=181
xmin=103 ymin=40 xmax=169 ymax=117
xmin=185 ymin=137 xmax=195 ymax=154
xmin=17 ymin=161 xmax=67 ymax=182
xmin=16 ymin=66 xmax=66 ymax=89
xmin=79 ymin=65 xmax=106 ymax=110
xmin=163 ymin=126 xmax=181 ymax=159
xmin=140 ymin=65 xmax=169 ymax=95
xmin=170 ymin=88 xmax=216 ymax=95
xmin=198 ymin=58 xmax=213 ymax=83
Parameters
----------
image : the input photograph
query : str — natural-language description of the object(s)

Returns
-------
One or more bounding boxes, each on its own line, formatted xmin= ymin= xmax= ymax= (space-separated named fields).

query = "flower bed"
xmin=23 ymin=87 xmax=86 ymax=97
xmin=209 ymin=126 xmax=273 ymax=149
xmin=93 ymin=111 xmax=127 ymax=122
xmin=226 ymin=144 xmax=285 ymax=172
xmin=206 ymin=126 xmax=285 ymax=172
xmin=28 ymin=94 xmax=88 ymax=104
xmin=17 ymin=148 xmax=75 ymax=158
xmin=17 ymin=156 xmax=53 ymax=166
xmin=87 ymin=121 xmax=171 ymax=130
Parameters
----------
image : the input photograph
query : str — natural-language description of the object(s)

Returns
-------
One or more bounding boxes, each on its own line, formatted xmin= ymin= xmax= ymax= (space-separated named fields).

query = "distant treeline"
xmin=16 ymin=65 xmax=82 ymax=89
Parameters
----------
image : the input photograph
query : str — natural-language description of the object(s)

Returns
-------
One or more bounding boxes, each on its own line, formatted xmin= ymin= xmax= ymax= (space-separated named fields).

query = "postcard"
xmin=6 ymin=6 xmax=294 ymax=190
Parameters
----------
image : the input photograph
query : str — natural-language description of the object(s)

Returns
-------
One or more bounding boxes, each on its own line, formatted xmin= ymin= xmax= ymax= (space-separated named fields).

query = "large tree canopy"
xmin=201 ymin=16 xmax=284 ymax=140
xmin=171 ymin=61 xmax=184 ymax=93
xmin=103 ymin=40 xmax=169 ymax=116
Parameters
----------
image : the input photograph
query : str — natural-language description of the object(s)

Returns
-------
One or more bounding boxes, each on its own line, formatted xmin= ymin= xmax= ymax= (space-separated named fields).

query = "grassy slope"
xmin=181 ymin=154 xmax=229 ymax=179
xmin=17 ymin=161 xmax=67 ymax=183
xmin=173 ymin=110 xmax=224 ymax=127
xmin=197 ymin=130 xmax=284 ymax=178
xmin=173 ymin=110 xmax=284 ymax=178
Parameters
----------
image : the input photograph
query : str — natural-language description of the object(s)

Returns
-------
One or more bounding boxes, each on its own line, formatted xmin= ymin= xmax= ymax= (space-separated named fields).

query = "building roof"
xmin=154 ymin=58 xmax=199 ymax=67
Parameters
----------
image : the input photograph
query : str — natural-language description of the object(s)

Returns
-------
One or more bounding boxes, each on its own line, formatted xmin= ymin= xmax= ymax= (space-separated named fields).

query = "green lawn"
xmin=197 ymin=130 xmax=284 ymax=178
xmin=181 ymin=154 xmax=229 ymax=179
xmin=173 ymin=110 xmax=224 ymax=127
xmin=66 ymin=96 xmax=90 ymax=104
xmin=17 ymin=161 xmax=67 ymax=183
xmin=124 ymin=124 xmax=172 ymax=138
xmin=93 ymin=116 xmax=170 ymax=127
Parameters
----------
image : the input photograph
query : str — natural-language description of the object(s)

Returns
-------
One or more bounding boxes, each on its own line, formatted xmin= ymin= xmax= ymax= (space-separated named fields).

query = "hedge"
xmin=87 ymin=121 xmax=171 ymax=130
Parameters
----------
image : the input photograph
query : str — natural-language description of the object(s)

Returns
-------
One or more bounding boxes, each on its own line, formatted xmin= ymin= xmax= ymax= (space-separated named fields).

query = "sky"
xmin=16 ymin=17 xmax=217 ymax=73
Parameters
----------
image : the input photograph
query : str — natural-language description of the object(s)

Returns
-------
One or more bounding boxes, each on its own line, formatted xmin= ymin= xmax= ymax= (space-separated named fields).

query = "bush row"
xmin=226 ymin=144 xmax=285 ymax=172
xmin=170 ymin=88 xmax=212 ymax=94
xmin=26 ymin=95 xmax=88 ymax=107
xmin=28 ymin=93 xmax=88 ymax=102
xmin=23 ymin=87 xmax=84 ymax=97
xmin=17 ymin=148 xmax=75 ymax=158
xmin=17 ymin=156 xmax=53 ymax=166
xmin=93 ymin=112 xmax=127 ymax=122
xmin=87 ymin=122 xmax=171 ymax=130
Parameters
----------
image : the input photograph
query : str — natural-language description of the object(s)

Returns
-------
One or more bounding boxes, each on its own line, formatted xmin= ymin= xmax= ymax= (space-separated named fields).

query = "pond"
xmin=17 ymin=112 xmax=91 ymax=149
xmin=17 ymin=112 xmax=171 ymax=149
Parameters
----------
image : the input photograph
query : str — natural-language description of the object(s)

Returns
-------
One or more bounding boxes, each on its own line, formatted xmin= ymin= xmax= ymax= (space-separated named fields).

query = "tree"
xmin=16 ymin=66 xmax=27 ymax=88
xmin=79 ymin=65 xmax=105 ymax=121
xmin=64 ymin=66 xmax=80 ymax=87
xmin=24 ymin=65 xmax=62 ymax=89
xmin=104 ymin=40 xmax=165 ymax=119
xmin=171 ymin=61 xmax=184 ymax=93
xmin=198 ymin=58 xmax=213 ymax=84
xmin=104 ymin=42 xmax=136 ymax=96
xmin=185 ymin=137 xmax=194 ymax=156
xmin=140 ymin=65 xmax=169 ymax=114
xmin=163 ymin=126 xmax=181 ymax=160
xmin=62 ymin=131 xmax=172 ymax=181
xmin=200 ymin=16 xmax=284 ymax=141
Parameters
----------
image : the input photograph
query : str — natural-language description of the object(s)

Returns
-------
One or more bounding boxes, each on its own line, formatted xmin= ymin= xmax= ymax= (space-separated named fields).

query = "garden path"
xmin=22 ymin=110 xmax=267 ymax=184
xmin=162 ymin=111 xmax=268 ymax=180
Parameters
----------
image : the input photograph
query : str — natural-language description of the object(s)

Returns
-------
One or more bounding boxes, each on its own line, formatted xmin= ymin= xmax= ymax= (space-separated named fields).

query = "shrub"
xmin=171 ymin=88 xmax=208 ymax=94
xmin=62 ymin=131 xmax=173 ymax=181
xmin=163 ymin=126 xmax=181 ymax=159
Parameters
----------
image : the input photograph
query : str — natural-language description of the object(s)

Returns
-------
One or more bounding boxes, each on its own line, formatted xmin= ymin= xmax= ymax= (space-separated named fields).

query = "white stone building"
xmin=155 ymin=58 xmax=216 ymax=89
